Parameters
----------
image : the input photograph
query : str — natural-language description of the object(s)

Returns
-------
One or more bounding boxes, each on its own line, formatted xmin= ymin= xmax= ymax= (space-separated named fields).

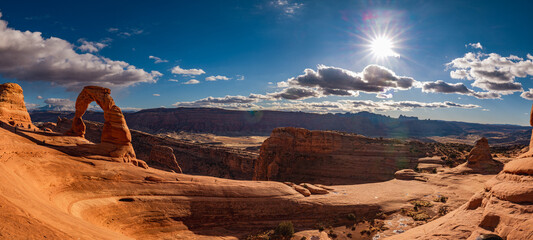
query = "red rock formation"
xmin=394 ymin=169 xmax=427 ymax=181
xmin=389 ymin=113 xmax=533 ymax=240
xmin=452 ymin=137 xmax=503 ymax=174
xmin=66 ymin=86 xmax=144 ymax=167
xmin=55 ymin=118 xmax=257 ymax=179
xmin=254 ymin=127 xmax=430 ymax=184
xmin=149 ymin=145 xmax=182 ymax=173
xmin=0 ymin=83 xmax=33 ymax=127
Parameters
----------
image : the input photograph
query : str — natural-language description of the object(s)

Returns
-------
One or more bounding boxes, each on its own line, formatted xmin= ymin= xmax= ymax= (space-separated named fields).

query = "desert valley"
xmin=1 ymin=2 xmax=533 ymax=239
xmin=1 ymin=82 xmax=531 ymax=240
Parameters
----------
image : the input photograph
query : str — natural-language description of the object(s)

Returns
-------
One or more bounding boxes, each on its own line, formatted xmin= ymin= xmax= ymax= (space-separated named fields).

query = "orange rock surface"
xmin=149 ymin=145 xmax=182 ymax=173
xmin=254 ymin=127 xmax=431 ymax=184
xmin=0 ymin=83 xmax=33 ymax=127
xmin=388 ymin=116 xmax=533 ymax=240
xmin=65 ymin=86 xmax=144 ymax=167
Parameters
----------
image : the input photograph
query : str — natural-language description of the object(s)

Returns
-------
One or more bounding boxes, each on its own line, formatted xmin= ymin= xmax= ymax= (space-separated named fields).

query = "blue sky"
xmin=1 ymin=0 xmax=533 ymax=125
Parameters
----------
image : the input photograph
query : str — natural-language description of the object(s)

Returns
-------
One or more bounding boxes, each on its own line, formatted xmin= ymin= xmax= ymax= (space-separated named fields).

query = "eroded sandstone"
xmin=0 ymin=83 xmax=33 ymax=127
xmin=65 ymin=86 xmax=144 ymax=167
xmin=254 ymin=127 xmax=431 ymax=184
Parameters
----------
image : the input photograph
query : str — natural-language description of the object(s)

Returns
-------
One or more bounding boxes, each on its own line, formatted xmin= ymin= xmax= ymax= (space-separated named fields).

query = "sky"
xmin=1 ymin=0 xmax=533 ymax=125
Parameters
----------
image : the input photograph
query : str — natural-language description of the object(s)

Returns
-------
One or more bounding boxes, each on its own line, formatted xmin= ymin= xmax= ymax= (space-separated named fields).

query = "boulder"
xmin=454 ymin=137 xmax=504 ymax=174
xmin=300 ymin=183 xmax=329 ymax=195
xmin=394 ymin=169 xmax=427 ymax=181
xmin=467 ymin=137 xmax=492 ymax=164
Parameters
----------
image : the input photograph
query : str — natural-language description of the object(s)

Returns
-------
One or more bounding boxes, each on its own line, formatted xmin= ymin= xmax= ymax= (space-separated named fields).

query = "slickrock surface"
xmin=65 ymin=86 xmax=146 ymax=168
xmin=0 ymin=83 xmax=33 ymax=127
xmin=0 ymin=84 xmax=504 ymax=240
xmin=149 ymin=145 xmax=182 ymax=173
xmin=0 ymin=121 xmax=494 ymax=239
xmin=254 ymin=127 xmax=431 ymax=184
xmin=388 ymin=123 xmax=533 ymax=240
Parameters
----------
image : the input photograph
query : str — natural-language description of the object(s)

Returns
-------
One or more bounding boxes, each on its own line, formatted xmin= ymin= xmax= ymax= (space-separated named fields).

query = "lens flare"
xmin=370 ymin=36 xmax=400 ymax=58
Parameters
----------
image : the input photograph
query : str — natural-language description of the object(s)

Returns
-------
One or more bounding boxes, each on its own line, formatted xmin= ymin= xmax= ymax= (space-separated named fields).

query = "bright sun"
xmin=370 ymin=37 xmax=399 ymax=58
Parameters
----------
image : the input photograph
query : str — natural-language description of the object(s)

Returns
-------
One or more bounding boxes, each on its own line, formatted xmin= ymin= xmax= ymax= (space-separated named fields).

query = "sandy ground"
xmin=159 ymin=131 xmax=267 ymax=151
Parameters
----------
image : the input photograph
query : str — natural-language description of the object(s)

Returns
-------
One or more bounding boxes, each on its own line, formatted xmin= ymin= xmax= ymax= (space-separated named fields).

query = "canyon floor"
xmin=0 ymin=122 xmax=500 ymax=240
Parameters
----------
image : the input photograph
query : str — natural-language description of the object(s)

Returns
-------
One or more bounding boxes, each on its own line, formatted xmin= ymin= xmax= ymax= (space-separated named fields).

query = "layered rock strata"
xmin=149 ymin=145 xmax=182 ymax=173
xmin=254 ymin=127 xmax=430 ymax=184
xmin=0 ymin=83 xmax=33 ymax=127
xmin=389 ymin=114 xmax=533 ymax=240
xmin=55 ymin=118 xmax=257 ymax=179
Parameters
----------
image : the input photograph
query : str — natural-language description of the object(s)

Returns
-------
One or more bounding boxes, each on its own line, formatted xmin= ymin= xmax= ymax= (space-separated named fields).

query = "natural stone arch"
xmin=66 ymin=86 xmax=145 ymax=167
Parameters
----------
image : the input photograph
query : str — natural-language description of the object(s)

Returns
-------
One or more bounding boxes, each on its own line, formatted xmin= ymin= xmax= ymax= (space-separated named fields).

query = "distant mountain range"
xmin=29 ymin=107 xmax=531 ymax=145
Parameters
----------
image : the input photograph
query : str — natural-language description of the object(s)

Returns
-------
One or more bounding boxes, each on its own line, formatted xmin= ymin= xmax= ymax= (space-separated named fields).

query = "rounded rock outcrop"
xmin=0 ymin=83 xmax=33 ymax=127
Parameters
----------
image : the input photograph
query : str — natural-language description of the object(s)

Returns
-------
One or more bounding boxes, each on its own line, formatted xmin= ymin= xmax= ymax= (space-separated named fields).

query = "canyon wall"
xmin=53 ymin=118 xmax=257 ymax=179
xmin=254 ymin=127 xmax=431 ymax=184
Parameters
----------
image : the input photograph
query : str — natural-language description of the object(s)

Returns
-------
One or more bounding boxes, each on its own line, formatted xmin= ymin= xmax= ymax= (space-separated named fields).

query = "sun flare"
xmin=370 ymin=36 xmax=400 ymax=58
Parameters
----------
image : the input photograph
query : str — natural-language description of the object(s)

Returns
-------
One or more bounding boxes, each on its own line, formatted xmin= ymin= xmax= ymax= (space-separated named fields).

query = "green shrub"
xmin=273 ymin=221 xmax=294 ymax=239
xmin=438 ymin=206 xmax=449 ymax=216
xmin=433 ymin=196 xmax=448 ymax=203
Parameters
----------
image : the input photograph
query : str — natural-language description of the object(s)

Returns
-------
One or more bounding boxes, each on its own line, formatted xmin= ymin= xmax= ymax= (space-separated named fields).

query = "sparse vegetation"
xmin=316 ymin=223 xmax=325 ymax=232
xmin=271 ymin=221 xmax=294 ymax=240
xmin=438 ymin=206 xmax=449 ymax=216
xmin=434 ymin=195 xmax=448 ymax=203
xmin=408 ymin=211 xmax=430 ymax=221
xmin=346 ymin=213 xmax=357 ymax=221
xmin=411 ymin=200 xmax=433 ymax=208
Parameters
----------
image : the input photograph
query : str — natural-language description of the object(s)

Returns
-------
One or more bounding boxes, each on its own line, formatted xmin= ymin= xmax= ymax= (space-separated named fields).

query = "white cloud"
xmin=153 ymin=93 xmax=160 ymax=97
xmin=42 ymin=98 xmax=75 ymax=111
xmin=171 ymin=65 xmax=205 ymax=75
xmin=273 ymin=0 xmax=303 ymax=16
xmin=284 ymin=64 xmax=417 ymax=98
xmin=149 ymin=55 xmax=168 ymax=63
xmin=447 ymin=52 xmax=533 ymax=94
xmin=422 ymin=80 xmax=501 ymax=99
xmin=466 ymin=42 xmax=483 ymax=49
xmin=0 ymin=13 xmax=161 ymax=90
xmin=117 ymin=29 xmax=143 ymax=38
xmin=520 ymin=89 xmax=533 ymax=100
xmin=107 ymin=27 xmax=119 ymax=32
xmin=183 ymin=79 xmax=200 ymax=85
xmin=236 ymin=75 xmax=245 ymax=81
xmin=25 ymin=103 xmax=40 ymax=110
xmin=172 ymin=96 xmax=480 ymax=113
xmin=168 ymin=79 xmax=179 ymax=82
xmin=205 ymin=75 xmax=230 ymax=81
xmin=77 ymin=38 xmax=110 ymax=53
xmin=36 ymin=95 xmax=43 ymax=99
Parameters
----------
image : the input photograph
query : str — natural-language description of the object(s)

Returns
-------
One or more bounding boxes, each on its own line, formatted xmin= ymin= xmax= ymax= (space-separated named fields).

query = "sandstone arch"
xmin=66 ymin=86 xmax=145 ymax=167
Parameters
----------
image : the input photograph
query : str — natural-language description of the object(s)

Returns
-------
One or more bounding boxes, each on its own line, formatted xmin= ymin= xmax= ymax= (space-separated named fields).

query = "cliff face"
xmin=53 ymin=118 xmax=257 ymax=179
xmin=0 ymin=83 xmax=32 ymax=126
xmin=254 ymin=127 xmax=430 ymax=184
